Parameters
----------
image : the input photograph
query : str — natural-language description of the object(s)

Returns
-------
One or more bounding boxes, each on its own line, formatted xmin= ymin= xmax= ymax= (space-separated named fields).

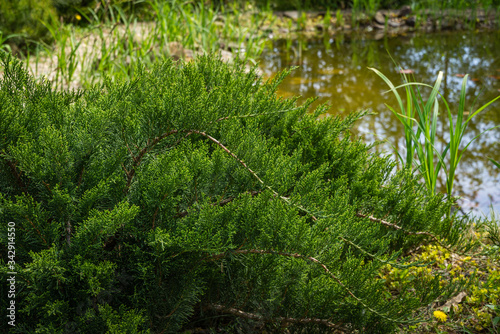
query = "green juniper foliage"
xmin=1 ymin=52 xmax=459 ymax=333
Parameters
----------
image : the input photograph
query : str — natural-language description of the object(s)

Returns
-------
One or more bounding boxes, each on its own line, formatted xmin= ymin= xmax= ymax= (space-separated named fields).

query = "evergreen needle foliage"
xmin=1 ymin=52 xmax=460 ymax=333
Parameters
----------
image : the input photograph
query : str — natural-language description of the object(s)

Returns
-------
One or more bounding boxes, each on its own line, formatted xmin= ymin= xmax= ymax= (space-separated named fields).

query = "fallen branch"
xmin=207 ymin=248 xmax=356 ymax=298
xmin=207 ymin=303 xmax=348 ymax=331
xmin=206 ymin=248 xmax=414 ymax=324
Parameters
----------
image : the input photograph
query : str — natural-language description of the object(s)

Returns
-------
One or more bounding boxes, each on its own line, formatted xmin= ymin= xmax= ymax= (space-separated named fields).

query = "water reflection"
xmin=260 ymin=31 xmax=500 ymax=214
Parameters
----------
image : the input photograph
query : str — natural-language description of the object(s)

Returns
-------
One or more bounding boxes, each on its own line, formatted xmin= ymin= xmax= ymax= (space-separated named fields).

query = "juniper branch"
xmin=1 ymin=154 xmax=27 ymax=192
xmin=124 ymin=129 xmax=180 ymax=189
xmin=134 ymin=129 xmax=180 ymax=164
xmin=212 ymin=107 xmax=301 ymax=124
xmin=26 ymin=218 xmax=48 ymax=245
xmin=174 ymin=190 xmax=262 ymax=219
xmin=207 ymin=303 xmax=348 ymax=331
xmin=66 ymin=220 xmax=72 ymax=246
xmin=189 ymin=130 xmax=317 ymax=221
xmin=338 ymin=236 xmax=428 ymax=269
xmin=356 ymin=212 xmax=451 ymax=251
xmin=206 ymin=248 xmax=420 ymax=324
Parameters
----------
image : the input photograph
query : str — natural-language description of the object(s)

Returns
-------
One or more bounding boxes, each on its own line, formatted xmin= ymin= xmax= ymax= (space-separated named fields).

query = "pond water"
xmin=259 ymin=30 xmax=500 ymax=215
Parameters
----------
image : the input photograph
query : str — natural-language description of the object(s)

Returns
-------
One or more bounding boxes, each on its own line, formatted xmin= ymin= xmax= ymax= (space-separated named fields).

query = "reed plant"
xmin=0 ymin=32 xmax=17 ymax=53
xmin=335 ymin=9 xmax=344 ymax=28
xmin=490 ymin=158 xmax=500 ymax=169
xmin=369 ymin=68 xmax=500 ymax=203
xmin=323 ymin=8 xmax=332 ymax=31
xmin=352 ymin=0 xmax=362 ymax=27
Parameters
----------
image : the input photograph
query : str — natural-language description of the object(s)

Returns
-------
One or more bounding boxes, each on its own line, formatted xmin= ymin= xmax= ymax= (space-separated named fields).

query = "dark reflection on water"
xmin=259 ymin=31 xmax=500 ymax=215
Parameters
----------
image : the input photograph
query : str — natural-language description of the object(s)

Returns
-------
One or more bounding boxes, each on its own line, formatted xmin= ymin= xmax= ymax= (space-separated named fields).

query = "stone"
xmin=259 ymin=25 xmax=273 ymax=33
xmin=374 ymin=30 xmax=385 ymax=40
xmin=168 ymin=41 xmax=183 ymax=60
xmin=374 ymin=11 xmax=386 ymax=25
xmin=398 ymin=5 xmax=412 ymax=17
xmin=183 ymin=49 xmax=194 ymax=62
xmin=219 ymin=50 xmax=233 ymax=62
xmin=283 ymin=11 xmax=299 ymax=20
xmin=226 ymin=42 xmax=242 ymax=52
xmin=440 ymin=18 xmax=454 ymax=30
xmin=406 ymin=16 xmax=416 ymax=27
xmin=388 ymin=19 xmax=405 ymax=28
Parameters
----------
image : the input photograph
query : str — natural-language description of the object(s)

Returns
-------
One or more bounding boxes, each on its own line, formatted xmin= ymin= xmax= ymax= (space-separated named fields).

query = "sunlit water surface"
xmin=260 ymin=31 xmax=500 ymax=215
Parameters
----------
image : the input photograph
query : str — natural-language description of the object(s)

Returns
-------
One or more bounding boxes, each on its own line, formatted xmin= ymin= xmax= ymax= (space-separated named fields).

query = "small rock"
xmin=168 ymin=41 xmax=184 ymax=60
xmin=183 ymin=49 xmax=194 ymax=61
xmin=283 ymin=11 xmax=300 ymax=20
xmin=388 ymin=19 xmax=405 ymax=28
xmin=406 ymin=16 xmax=416 ymax=27
xmin=226 ymin=42 xmax=243 ymax=52
xmin=374 ymin=11 xmax=386 ymax=25
xmin=374 ymin=31 xmax=386 ymax=40
xmin=219 ymin=50 xmax=233 ymax=62
xmin=308 ymin=11 xmax=325 ymax=18
xmin=259 ymin=25 xmax=273 ymax=32
xmin=398 ymin=5 xmax=412 ymax=17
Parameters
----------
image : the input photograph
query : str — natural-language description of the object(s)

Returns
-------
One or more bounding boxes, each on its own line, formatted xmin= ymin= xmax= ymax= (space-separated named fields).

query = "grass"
xmin=335 ymin=9 xmax=345 ymax=28
xmin=5 ymin=0 xmax=500 ymax=90
xmin=368 ymin=66 xmax=500 ymax=331
xmin=19 ymin=0 xmax=269 ymax=90
xmin=490 ymin=158 xmax=500 ymax=169
xmin=369 ymin=67 xmax=500 ymax=203
xmin=0 ymin=31 xmax=18 ymax=53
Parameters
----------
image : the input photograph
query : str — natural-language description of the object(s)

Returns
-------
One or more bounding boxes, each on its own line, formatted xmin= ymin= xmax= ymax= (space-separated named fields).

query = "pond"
xmin=259 ymin=30 xmax=500 ymax=215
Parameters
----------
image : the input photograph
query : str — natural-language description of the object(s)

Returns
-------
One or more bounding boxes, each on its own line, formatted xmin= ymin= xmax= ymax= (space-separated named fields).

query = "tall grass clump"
xmin=369 ymin=67 xmax=500 ymax=203
xmin=20 ymin=0 xmax=268 ymax=90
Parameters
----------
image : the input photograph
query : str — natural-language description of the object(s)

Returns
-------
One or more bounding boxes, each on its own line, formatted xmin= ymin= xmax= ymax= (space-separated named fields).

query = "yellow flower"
xmin=75 ymin=14 xmax=82 ymax=21
xmin=433 ymin=310 xmax=447 ymax=322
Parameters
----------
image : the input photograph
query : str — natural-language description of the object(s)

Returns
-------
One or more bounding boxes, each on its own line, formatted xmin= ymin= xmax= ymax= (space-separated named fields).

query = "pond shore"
xmin=10 ymin=3 xmax=500 ymax=91
xmin=256 ymin=6 xmax=500 ymax=40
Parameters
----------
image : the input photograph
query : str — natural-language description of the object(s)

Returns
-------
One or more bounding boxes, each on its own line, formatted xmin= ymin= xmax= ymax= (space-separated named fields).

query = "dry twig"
xmin=207 ymin=303 xmax=348 ymax=331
